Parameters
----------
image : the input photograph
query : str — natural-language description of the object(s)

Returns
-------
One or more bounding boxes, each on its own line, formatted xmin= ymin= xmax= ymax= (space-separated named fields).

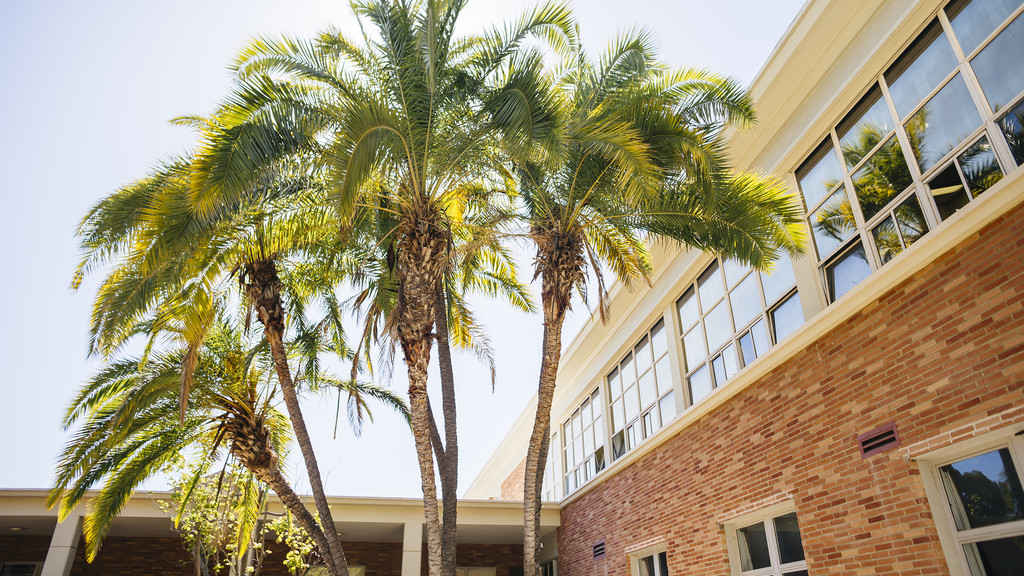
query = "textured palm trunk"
xmin=253 ymin=464 xmax=337 ymax=574
xmin=244 ymin=259 xmax=349 ymax=576
xmin=396 ymin=205 xmax=448 ymax=576
xmin=435 ymin=282 xmax=458 ymax=576
xmin=523 ymin=229 xmax=584 ymax=576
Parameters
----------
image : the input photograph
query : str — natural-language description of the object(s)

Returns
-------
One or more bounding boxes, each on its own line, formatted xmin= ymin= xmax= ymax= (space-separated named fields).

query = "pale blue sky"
xmin=0 ymin=0 xmax=806 ymax=498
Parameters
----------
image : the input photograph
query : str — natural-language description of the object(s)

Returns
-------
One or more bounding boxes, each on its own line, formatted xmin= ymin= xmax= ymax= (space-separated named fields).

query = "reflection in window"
xmin=971 ymin=11 xmax=1024 ymax=112
xmin=825 ymin=243 xmax=871 ymax=301
xmin=797 ymin=139 xmax=845 ymax=209
xmin=637 ymin=551 xmax=669 ymax=576
xmin=852 ymin=136 xmax=914 ymax=220
xmin=947 ymin=0 xmax=1022 ymax=55
xmin=927 ymin=137 xmax=1005 ymax=220
xmin=677 ymin=259 xmax=801 ymax=407
xmin=838 ymin=85 xmax=896 ymax=167
xmin=607 ymin=321 xmax=674 ymax=462
xmin=810 ymin=186 xmax=857 ymax=259
xmin=885 ymin=20 xmax=958 ymax=119
xmin=907 ymin=75 xmax=982 ymax=172
xmin=999 ymin=100 xmax=1024 ymax=165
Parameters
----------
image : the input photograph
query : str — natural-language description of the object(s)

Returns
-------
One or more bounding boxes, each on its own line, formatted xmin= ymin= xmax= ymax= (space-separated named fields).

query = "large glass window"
xmin=608 ymin=321 xmax=674 ymax=461
xmin=562 ymin=388 xmax=605 ymax=494
xmin=542 ymin=432 xmax=561 ymax=502
xmin=676 ymin=258 xmax=801 ymax=407
xmin=796 ymin=0 xmax=1020 ymax=303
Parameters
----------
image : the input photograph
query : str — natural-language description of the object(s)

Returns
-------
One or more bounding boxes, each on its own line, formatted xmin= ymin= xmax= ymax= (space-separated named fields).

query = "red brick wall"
xmin=500 ymin=458 xmax=527 ymax=501
xmin=70 ymin=536 xmax=192 ymax=575
xmin=555 ymin=202 xmax=1024 ymax=576
xmin=421 ymin=543 xmax=524 ymax=576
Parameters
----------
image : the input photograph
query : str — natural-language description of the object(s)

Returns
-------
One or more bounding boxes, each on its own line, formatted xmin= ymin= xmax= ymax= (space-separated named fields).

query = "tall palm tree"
xmin=489 ymin=33 xmax=807 ymax=576
xmin=49 ymin=320 xmax=406 ymax=567
xmin=185 ymin=4 xmax=574 ymax=574
xmin=70 ymin=151 xmax=378 ymax=576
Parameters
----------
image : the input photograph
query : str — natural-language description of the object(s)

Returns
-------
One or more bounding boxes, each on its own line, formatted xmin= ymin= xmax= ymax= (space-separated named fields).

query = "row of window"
xmin=798 ymin=0 xmax=1024 ymax=302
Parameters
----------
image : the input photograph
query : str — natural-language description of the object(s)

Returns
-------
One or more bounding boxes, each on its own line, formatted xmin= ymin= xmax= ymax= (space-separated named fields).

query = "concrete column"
xmin=41 ymin=515 xmax=82 ymax=576
xmin=400 ymin=521 xmax=423 ymax=576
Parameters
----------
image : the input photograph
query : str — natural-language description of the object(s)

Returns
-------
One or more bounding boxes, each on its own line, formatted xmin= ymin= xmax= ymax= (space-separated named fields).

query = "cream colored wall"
xmin=465 ymin=0 xmax=1023 ymax=500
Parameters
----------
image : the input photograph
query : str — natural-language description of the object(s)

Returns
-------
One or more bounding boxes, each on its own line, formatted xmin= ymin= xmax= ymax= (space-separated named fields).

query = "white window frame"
xmin=723 ymin=501 xmax=808 ymax=576
xmin=917 ymin=424 xmax=1024 ymax=576
xmin=628 ymin=542 xmax=669 ymax=576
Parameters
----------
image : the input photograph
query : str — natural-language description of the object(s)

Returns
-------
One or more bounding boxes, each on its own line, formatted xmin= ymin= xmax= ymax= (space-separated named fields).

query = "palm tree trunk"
xmin=435 ymin=282 xmax=458 ymax=576
xmin=255 ymin=464 xmax=338 ymax=576
xmin=245 ymin=259 xmax=349 ymax=576
xmin=522 ymin=303 xmax=564 ymax=576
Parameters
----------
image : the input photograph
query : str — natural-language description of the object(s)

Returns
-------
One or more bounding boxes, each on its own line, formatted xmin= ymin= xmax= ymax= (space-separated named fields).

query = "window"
xmin=677 ymin=258 xmax=802 ymax=407
xmin=457 ymin=568 xmax=497 ymax=576
xmin=607 ymin=320 xmax=675 ymax=461
xmin=540 ymin=559 xmax=557 ymax=576
xmin=920 ymin=429 xmax=1024 ymax=575
xmin=629 ymin=545 xmax=669 ymax=576
xmin=725 ymin=506 xmax=808 ymax=576
xmin=542 ymin=432 xmax=561 ymax=501
xmin=796 ymin=0 xmax=1021 ymax=303
xmin=562 ymin=388 xmax=605 ymax=494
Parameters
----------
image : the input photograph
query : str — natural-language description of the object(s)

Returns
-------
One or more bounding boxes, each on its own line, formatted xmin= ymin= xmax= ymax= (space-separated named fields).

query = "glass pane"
xmin=659 ymin=391 xmax=676 ymax=424
xmin=737 ymin=521 xmax=772 ymax=571
xmin=774 ymin=513 xmax=806 ymax=564
xmin=572 ymin=410 xmax=581 ymax=437
xmin=826 ymin=243 xmax=872 ymax=301
xmin=627 ymin=424 xmax=639 ymax=449
xmin=852 ymin=136 xmax=914 ymax=221
xmin=1000 ymin=100 xmax=1024 ymax=165
xmin=697 ymin=262 xmax=725 ymax=310
xmin=704 ymin=301 xmax=733 ymax=352
xmin=582 ymin=426 xmax=592 ymax=455
xmin=894 ymin=195 xmax=928 ymax=249
xmin=730 ymin=273 xmax=763 ymax=329
xmin=739 ymin=331 xmax=756 ymax=365
xmin=810 ymin=186 xmax=857 ymax=260
xmin=624 ymin=384 xmax=640 ymax=423
xmin=643 ymin=408 xmax=660 ymax=438
xmin=611 ymin=430 xmax=626 ymax=459
xmin=655 ymin=357 xmax=673 ymax=396
xmin=885 ymin=20 xmax=958 ymax=118
xmin=838 ymin=84 xmax=896 ymax=167
xmin=683 ymin=326 xmax=707 ymax=372
xmin=658 ymin=551 xmax=669 ymax=576
xmin=872 ymin=215 xmax=902 ymax=265
xmin=723 ymin=258 xmax=749 ymax=287
xmin=972 ymin=12 xmax=1024 ymax=112
xmin=960 ymin=137 xmax=1004 ymax=196
xmin=595 ymin=446 xmax=605 ymax=472
xmin=677 ymin=288 xmax=700 ymax=330
xmin=940 ymin=448 xmax=1024 ymax=529
xmin=965 ymin=535 xmax=1024 ymax=576
xmin=608 ymin=367 xmax=621 ymax=398
xmin=635 ymin=336 xmax=652 ymax=374
xmin=751 ymin=320 xmax=771 ymax=356
xmin=761 ymin=256 xmax=797 ymax=304
xmin=621 ymin=353 xmax=635 ymax=385
xmin=639 ymin=555 xmax=655 ymax=576
xmin=689 ymin=364 xmax=712 ymax=403
xmin=651 ymin=320 xmax=667 ymax=358
xmin=782 ymin=572 xmax=809 ymax=576
xmin=723 ymin=344 xmax=739 ymax=380
xmin=711 ymin=354 xmax=727 ymax=387
xmin=592 ymin=389 xmax=603 ymax=416
xmin=639 ymin=370 xmax=658 ymax=409
xmin=582 ymin=398 xmax=592 ymax=428
xmin=612 ymin=399 xmax=625 ymax=432
xmin=928 ymin=162 xmax=971 ymax=220
xmin=772 ymin=293 xmax=805 ymax=342
xmin=908 ymin=75 xmax=982 ymax=172
xmin=948 ymin=0 xmax=1022 ymax=55
xmin=797 ymin=138 xmax=844 ymax=209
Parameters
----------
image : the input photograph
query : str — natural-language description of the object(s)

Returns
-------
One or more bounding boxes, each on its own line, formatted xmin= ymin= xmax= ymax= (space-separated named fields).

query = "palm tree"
xmin=185 ymin=4 xmax=574 ymax=574
xmin=49 ymin=320 xmax=406 ymax=568
xmin=69 ymin=151 xmax=381 ymax=576
xmin=489 ymin=33 xmax=807 ymax=576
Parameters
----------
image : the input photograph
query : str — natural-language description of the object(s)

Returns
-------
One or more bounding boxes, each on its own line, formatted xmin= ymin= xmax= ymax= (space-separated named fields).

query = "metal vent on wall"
xmin=593 ymin=541 xmax=606 ymax=559
xmin=858 ymin=422 xmax=900 ymax=458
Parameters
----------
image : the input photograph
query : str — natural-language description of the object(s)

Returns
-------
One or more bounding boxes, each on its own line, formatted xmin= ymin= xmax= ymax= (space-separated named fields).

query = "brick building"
xmin=3 ymin=0 xmax=1024 ymax=574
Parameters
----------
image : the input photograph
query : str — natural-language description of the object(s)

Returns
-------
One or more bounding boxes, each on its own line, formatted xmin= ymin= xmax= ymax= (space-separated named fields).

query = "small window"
xmin=630 ymin=546 xmax=669 ymax=576
xmin=921 ymin=429 xmax=1024 ymax=575
xmin=456 ymin=568 xmax=497 ymax=576
xmin=726 ymin=507 xmax=808 ymax=576
xmin=0 ymin=564 xmax=42 ymax=576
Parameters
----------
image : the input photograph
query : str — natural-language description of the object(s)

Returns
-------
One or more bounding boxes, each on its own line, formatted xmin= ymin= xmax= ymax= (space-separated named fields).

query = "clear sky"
xmin=0 ymin=0 xmax=806 ymax=498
